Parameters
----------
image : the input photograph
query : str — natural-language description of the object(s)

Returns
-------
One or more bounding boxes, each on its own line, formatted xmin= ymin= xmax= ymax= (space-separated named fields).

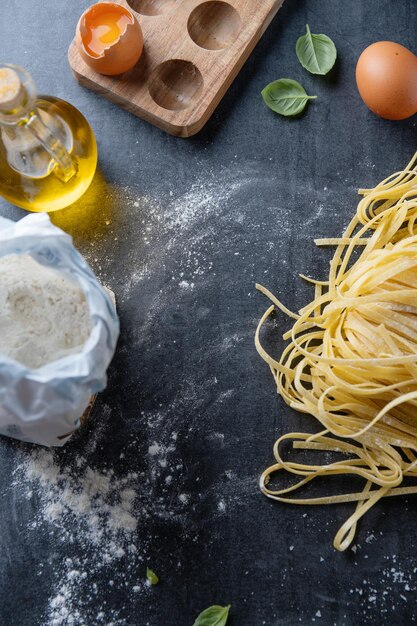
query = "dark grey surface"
xmin=1 ymin=1 xmax=417 ymax=625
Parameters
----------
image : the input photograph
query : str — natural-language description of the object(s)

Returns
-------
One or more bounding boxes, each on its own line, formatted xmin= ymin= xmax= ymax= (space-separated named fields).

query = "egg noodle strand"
xmin=256 ymin=152 xmax=417 ymax=551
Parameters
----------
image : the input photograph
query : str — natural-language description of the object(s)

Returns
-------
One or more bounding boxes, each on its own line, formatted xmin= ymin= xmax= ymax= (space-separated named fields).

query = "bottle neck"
xmin=0 ymin=66 xmax=36 ymax=126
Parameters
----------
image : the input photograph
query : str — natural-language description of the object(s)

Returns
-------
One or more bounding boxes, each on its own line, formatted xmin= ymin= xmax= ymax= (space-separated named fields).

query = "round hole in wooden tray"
xmin=187 ymin=1 xmax=242 ymax=50
xmin=148 ymin=60 xmax=204 ymax=111
xmin=126 ymin=0 xmax=176 ymax=16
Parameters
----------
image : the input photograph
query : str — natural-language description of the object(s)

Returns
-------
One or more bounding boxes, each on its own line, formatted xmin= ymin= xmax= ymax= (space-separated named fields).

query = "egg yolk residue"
xmin=83 ymin=10 xmax=132 ymax=58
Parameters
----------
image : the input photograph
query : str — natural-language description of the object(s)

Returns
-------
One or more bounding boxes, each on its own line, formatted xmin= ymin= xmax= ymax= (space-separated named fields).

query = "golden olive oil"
xmin=0 ymin=66 xmax=97 ymax=212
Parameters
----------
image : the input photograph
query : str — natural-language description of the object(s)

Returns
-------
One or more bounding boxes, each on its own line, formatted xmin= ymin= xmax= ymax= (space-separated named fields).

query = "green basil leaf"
xmin=192 ymin=604 xmax=231 ymax=626
xmin=146 ymin=567 xmax=159 ymax=585
xmin=296 ymin=24 xmax=337 ymax=75
xmin=261 ymin=79 xmax=317 ymax=117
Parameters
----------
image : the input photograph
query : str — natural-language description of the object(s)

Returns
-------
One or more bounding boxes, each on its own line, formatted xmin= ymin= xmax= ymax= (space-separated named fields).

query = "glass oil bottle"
xmin=0 ymin=64 xmax=97 ymax=212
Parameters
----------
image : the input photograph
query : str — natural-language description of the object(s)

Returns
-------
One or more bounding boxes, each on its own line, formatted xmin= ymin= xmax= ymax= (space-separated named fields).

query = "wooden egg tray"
xmin=68 ymin=0 xmax=285 ymax=137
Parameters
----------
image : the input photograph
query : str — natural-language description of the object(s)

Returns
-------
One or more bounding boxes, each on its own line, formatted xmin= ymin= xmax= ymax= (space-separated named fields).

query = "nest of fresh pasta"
xmin=256 ymin=153 xmax=417 ymax=551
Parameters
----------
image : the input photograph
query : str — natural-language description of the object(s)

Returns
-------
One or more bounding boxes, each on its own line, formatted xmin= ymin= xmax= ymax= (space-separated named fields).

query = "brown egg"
xmin=76 ymin=2 xmax=143 ymax=76
xmin=356 ymin=41 xmax=417 ymax=120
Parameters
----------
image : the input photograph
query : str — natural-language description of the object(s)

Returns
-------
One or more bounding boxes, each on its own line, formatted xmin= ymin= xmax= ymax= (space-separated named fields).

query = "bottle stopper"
xmin=0 ymin=67 xmax=25 ymax=111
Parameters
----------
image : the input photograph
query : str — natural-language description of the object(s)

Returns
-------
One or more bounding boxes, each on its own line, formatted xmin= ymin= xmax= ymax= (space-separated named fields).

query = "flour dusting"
xmin=11 ymin=394 xmax=199 ymax=625
xmin=16 ymin=444 xmax=142 ymax=625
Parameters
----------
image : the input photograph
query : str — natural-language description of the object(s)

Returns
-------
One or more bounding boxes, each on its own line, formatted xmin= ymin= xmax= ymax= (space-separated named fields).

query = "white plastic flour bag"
xmin=0 ymin=213 xmax=120 ymax=447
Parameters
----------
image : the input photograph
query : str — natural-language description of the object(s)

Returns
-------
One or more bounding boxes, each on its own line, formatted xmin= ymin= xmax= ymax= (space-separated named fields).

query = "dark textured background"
xmin=1 ymin=1 xmax=417 ymax=624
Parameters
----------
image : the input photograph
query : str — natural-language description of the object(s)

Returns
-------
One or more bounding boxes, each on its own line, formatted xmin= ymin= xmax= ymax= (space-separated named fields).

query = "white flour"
xmin=0 ymin=254 xmax=90 ymax=369
xmin=16 ymin=442 xmax=143 ymax=626
xmin=13 ymin=399 xmax=194 ymax=625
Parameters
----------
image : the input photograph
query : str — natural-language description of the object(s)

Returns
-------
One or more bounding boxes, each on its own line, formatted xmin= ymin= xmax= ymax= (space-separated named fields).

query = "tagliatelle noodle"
xmin=256 ymin=152 xmax=417 ymax=551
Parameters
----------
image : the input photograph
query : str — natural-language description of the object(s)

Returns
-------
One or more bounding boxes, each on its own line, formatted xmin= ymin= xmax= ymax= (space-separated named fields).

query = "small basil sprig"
xmin=262 ymin=79 xmax=317 ymax=117
xmin=146 ymin=567 xmax=159 ymax=585
xmin=192 ymin=604 xmax=231 ymax=626
xmin=296 ymin=24 xmax=337 ymax=75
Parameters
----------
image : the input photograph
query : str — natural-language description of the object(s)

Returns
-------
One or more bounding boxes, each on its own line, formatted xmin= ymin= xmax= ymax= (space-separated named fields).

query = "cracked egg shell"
xmin=76 ymin=2 xmax=143 ymax=76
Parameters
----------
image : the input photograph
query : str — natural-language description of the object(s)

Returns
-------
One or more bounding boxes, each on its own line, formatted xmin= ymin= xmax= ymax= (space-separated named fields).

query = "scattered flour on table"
xmin=112 ymin=172 xmax=261 ymax=303
xmin=164 ymin=177 xmax=248 ymax=231
xmin=13 ymin=403 xmax=195 ymax=626
xmin=14 ymin=435 xmax=147 ymax=626
xmin=347 ymin=546 xmax=417 ymax=617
